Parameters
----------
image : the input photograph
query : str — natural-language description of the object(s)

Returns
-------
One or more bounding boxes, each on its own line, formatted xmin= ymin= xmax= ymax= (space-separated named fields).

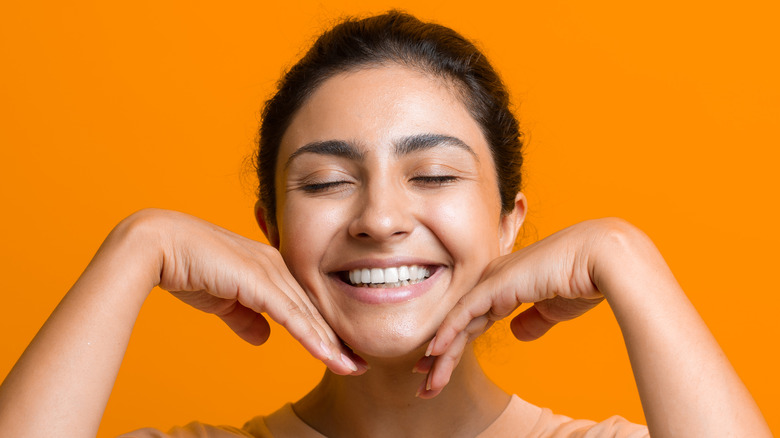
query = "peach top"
xmin=121 ymin=395 xmax=649 ymax=437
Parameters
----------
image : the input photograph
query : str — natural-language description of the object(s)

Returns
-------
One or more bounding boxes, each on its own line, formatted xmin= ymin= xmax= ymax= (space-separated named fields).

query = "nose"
xmin=348 ymin=179 xmax=414 ymax=242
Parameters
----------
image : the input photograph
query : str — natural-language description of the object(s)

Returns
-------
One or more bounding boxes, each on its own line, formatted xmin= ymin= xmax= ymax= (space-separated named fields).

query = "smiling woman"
xmin=0 ymin=9 xmax=772 ymax=438
xmin=273 ymin=66 xmax=515 ymax=362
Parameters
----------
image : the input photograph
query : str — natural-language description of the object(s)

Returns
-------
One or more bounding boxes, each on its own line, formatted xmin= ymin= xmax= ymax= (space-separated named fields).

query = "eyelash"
xmin=411 ymin=175 xmax=458 ymax=186
xmin=300 ymin=175 xmax=458 ymax=193
xmin=300 ymin=181 xmax=350 ymax=193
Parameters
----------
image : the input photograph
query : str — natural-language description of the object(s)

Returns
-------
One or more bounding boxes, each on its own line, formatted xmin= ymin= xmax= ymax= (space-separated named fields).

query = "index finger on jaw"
xmin=244 ymin=286 xmax=356 ymax=375
xmin=426 ymin=287 xmax=494 ymax=357
xmin=428 ymin=314 xmax=490 ymax=391
xmin=275 ymin=273 xmax=367 ymax=374
xmin=253 ymin=262 xmax=366 ymax=375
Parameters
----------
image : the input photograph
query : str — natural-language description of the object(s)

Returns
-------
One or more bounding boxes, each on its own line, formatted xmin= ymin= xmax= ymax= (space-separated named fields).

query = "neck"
xmin=294 ymin=345 xmax=509 ymax=438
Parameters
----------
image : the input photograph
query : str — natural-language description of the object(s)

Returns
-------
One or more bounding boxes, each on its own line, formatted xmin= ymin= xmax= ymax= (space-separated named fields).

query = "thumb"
xmin=510 ymin=305 xmax=557 ymax=342
xmin=218 ymin=303 xmax=272 ymax=346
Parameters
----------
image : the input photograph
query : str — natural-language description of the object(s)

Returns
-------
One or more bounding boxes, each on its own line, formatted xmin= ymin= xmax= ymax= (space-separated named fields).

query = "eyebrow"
xmin=284 ymin=133 xmax=477 ymax=169
xmin=393 ymin=133 xmax=478 ymax=161
xmin=284 ymin=140 xmax=365 ymax=169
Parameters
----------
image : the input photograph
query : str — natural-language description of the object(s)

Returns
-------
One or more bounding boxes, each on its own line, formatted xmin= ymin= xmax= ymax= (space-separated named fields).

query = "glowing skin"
xmin=273 ymin=66 xmax=521 ymax=359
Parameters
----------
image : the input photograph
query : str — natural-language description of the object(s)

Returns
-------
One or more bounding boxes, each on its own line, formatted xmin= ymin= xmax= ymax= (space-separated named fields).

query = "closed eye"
xmin=301 ymin=181 xmax=352 ymax=193
xmin=411 ymin=175 xmax=459 ymax=186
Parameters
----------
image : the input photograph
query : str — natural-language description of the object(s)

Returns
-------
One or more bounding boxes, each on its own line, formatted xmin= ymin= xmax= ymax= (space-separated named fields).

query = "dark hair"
xmin=256 ymin=10 xmax=524 ymax=228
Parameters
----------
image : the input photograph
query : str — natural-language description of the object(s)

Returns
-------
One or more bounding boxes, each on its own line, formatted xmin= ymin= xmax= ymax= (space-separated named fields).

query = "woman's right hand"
xmin=138 ymin=208 xmax=364 ymax=375
xmin=0 ymin=208 xmax=361 ymax=436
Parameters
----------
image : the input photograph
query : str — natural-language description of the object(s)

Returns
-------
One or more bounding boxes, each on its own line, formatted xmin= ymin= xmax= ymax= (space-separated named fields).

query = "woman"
xmin=0 ymin=11 xmax=771 ymax=437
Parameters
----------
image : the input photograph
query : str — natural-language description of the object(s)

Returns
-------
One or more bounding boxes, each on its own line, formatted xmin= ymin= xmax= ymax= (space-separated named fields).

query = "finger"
xmin=427 ymin=294 xmax=491 ymax=357
xmin=274 ymin=279 xmax=366 ymax=374
xmin=256 ymin=261 xmax=334 ymax=344
xmin=244 ymin=263 xmax=344 ymax=360
xmin=240 ymin=287 xmax=355 ymax=375
xmin=426 ymin=315 xmax=489 ymax=393
xmin=217 ymin=302 xmax=271 ymax=346
xmin=428 ymin=282 xmax=518 ymax=357
xmin=412 ymin=356 xmax=435 ymax=374
xmin=425 ymin=334 xmax=466 ymax=395
xmin=249 ymin=248 xmax=357 ymax=374
xmin=343 ymin=348 xmax=370 ymax=375
xmin=510 ymin=305 xmax=557 ymax=341
xmin=276 ymin=278 xmax=361 ymax=372
xmin=415 ymin=374 xmax=443 ymax=399
xmin=261 ymin=260 xmax=349 ymax=359
xmin=274 ymin=266 xmax=333 ymax=338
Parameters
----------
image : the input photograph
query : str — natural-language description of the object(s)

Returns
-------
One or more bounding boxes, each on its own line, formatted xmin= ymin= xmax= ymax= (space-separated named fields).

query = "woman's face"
xmin=272 ymin=65 xmax=524 ymax=359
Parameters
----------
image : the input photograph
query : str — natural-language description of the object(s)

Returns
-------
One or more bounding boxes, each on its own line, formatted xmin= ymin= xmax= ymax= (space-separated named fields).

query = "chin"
xmin=334 ymin=312 xmax=438 ymax=359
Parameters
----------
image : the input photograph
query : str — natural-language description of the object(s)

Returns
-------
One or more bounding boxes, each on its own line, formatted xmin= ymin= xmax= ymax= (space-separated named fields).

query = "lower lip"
xmin=330 ymin=267 xmax=443 ymax=304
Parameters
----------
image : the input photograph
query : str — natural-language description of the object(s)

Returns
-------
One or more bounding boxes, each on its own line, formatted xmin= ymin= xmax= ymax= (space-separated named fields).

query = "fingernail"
xmin=415 ymin=378 xmax=427 ymax=398
xmin=411 ymin=358 xmax=422 ymax=374
xmin=426 ymin=373 xmax=432 ymax=391
xmin=425 ymin=337 xmax=436 ymax=357
xmin=341 ymin=353 xmax=358 ymax=372
xmin=353 ymin=355 xmax=370 ymax=372
xmin=320 ymin=341 xmax=334 ymax=360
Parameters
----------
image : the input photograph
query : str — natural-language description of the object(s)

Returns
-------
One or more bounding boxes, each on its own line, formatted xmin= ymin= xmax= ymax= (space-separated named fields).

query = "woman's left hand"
xmin=418 ymin=217 xmax=772 ymax=436
xmin=417 ymin=219 xmax=614 ymax=398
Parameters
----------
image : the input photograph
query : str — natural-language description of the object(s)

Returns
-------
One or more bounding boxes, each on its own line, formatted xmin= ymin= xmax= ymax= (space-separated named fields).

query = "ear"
xmin=498 ymin=192 xmax=527 ymax=256
xmin=254 ymin=200 xmax=280 ymax=248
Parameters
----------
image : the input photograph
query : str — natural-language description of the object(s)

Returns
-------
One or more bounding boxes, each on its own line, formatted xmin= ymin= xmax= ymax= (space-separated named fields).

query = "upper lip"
xmin=328 ymin=257 xmax=443 ymax=273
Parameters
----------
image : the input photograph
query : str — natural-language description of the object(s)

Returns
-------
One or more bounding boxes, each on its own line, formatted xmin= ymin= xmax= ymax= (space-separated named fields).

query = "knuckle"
xmin=284 ymin=299 xmax=308 ymax=320
xmin=262 ymin=245 xmax=285 ymax=262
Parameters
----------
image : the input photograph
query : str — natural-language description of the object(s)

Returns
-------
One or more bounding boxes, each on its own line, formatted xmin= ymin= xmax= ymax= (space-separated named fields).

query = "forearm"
xmin=595 ymin=221 xmax=770 ymax=437
xmin=0 ymin=215 xmax=160 ymax=437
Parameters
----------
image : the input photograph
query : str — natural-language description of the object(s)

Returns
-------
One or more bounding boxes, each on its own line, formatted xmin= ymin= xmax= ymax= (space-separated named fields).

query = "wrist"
xmin=587 ymin=218 xmax=658 ymax=298
xmin=93 ymin=209 xmax=168 ymax=303
xmin=588 ymin=217 xmax=683 ymax=316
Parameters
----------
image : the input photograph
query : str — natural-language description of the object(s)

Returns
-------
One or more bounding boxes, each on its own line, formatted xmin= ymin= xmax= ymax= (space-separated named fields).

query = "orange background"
xmin=1 ymin=1 xmax=778 ymax=436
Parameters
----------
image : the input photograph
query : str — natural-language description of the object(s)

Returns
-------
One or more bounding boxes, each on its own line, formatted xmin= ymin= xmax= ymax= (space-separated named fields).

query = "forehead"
xmin=278 ymin=65 xmax=490 ymax=161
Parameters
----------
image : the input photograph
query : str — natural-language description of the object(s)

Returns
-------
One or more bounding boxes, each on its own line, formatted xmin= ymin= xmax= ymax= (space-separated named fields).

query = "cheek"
xmin=277 ymin=199 xmax=346 ymax=278
xmin=421 ymin=186 xmax=503 ymax=265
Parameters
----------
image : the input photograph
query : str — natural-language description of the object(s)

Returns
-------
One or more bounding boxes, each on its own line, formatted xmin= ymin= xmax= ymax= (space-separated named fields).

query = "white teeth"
xmin=349 ymin=270 xmax=362 ymax=285
xmin=398 ymin=266 xmax=409 ymax=281
xmin=346 ymin=265 xmax=431 ymax=287
xmin=370 ymin=268 xmax=384 ymax=284
xmin=385 ymin=267 xmax=399 ymax=283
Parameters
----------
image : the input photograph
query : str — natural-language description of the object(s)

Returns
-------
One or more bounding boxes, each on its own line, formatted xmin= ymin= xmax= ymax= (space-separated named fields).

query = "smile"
xmin=329 ymin=260 xmax=443 ymax=304
xmin=347 ymin=265 xmax=432 ymax=288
